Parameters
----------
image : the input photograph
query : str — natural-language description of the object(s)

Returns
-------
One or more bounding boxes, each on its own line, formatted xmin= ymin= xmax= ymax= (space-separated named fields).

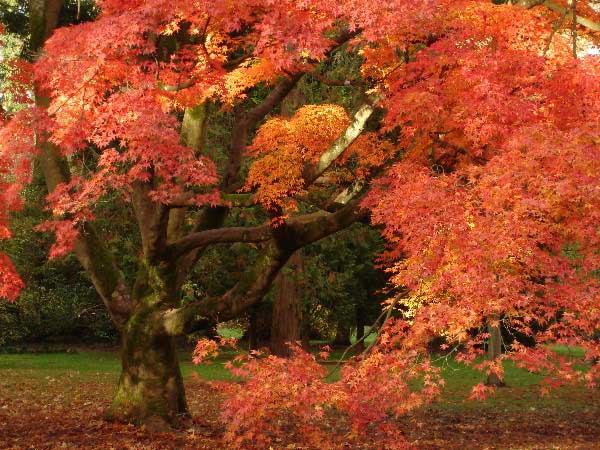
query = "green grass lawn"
xmin=0 ymin=345 xmax=590 ymax=397
xmin=0 ymin=350 xmax=236 ymax=381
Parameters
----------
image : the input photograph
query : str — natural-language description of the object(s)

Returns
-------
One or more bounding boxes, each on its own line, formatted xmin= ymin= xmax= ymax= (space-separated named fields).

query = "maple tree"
xmin=0 ymin=0 xmax=599 ymax=445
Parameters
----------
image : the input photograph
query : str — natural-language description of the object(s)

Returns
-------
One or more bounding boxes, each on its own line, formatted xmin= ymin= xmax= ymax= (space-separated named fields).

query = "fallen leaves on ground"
xmin=0 ymin=367 xmax=599 ymax=449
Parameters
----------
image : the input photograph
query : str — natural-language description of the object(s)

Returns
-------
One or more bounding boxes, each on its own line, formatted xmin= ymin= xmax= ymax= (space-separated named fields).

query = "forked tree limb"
xmin=161 ymin=200 xmax=368 ymax=334
xmin=518 ymin=0 xmax=600 ymax=32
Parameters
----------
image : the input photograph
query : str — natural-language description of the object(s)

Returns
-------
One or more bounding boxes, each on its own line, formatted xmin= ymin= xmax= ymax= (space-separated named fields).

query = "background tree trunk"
xmin=246 ymin=303 xmax=272 ymax=350
xmin=270 ymin=250 xmax=304 ymax=356
xmin=333 ymin=321 xmax=352 ymax=347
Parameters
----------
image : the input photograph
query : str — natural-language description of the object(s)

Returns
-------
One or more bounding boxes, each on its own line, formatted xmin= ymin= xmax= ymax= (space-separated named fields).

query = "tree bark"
xmin=104 ymin=253 xmax=188 ymax=426
xmin=107 ymin=305 xmax=187 ymax=428
xmin=29 ymin=0 xmax=64 ymax=53
xmin=333 ymin=321 xmax=352 ymax=347
xmin=270 ymin=250 xmax=304 ymax=356
xmin=486 ymin=320 xmax=505 ymax=387
xmin=247 ymin=304 xmax=272 ymax=350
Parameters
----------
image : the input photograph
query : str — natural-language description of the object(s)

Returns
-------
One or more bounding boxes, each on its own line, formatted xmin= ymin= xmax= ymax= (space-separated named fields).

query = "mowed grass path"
xmin=0 ymin=349 xmax=599 ymax=449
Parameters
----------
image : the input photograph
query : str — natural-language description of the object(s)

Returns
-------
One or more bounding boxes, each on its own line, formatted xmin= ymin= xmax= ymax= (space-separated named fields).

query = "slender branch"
xmin=361 ymin=296 xmax=400 ymax=358
xmin=327 ymin=306 xmax=388 ymax=376
xmin=543 ymin=6 xmax=569 ymax=56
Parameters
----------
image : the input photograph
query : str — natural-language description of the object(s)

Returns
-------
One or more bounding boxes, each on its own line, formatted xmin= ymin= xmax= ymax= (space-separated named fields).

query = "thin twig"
xmin=325 ymin=304 xmax=391 ymax=377
xmin=361 ymin=297 xmax=400 ymax=358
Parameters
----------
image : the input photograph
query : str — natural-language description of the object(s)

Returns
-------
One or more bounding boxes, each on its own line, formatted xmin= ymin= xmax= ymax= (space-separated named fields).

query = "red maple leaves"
xmin=0 ymin=0 xmax=599 ymax=446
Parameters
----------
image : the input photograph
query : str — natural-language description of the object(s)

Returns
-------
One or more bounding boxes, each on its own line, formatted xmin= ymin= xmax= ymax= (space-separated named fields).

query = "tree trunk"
xmin=246 ymin=303 xmax=272 ymax=350
xmin=486 ymin=320 xmax=505 ymax=387
xmin=301 ymin=313 xmax=311 ymax=350
xmin=270 ymin=250 xmax=304 ymax=356
xmin=107 ymin=306 xmax=188 ymax=428
xmin=333 ymin=321 xmax=352 ymax=347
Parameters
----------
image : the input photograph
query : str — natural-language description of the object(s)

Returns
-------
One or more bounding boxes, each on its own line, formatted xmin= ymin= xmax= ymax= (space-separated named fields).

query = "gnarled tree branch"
xmin=161 ymin=200 xmax=368 ymax=335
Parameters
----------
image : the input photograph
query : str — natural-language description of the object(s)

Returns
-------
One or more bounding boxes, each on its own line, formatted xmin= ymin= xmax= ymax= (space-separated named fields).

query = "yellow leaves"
xmin=245 ymin=149 xmax=305 ymax=211
xmin=245 ymin=104 xmax=395 ymax=210
xmin=245 ymin=104 xmax=350 ymax=210
xmin=291 ymin=104 xmax=349 ymax=158
xmin=465 ymin=213 xmax=476 ymax=229
xmin=160 ymin=20 xmax=180 ymax=36
xmin=220 ymin=59 xmax=278 ymax=105
xmin=248 ymin=117 xmax=293 ymax=156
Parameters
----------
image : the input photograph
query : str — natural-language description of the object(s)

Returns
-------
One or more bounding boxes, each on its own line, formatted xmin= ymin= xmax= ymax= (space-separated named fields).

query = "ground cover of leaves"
xmin=0 ymin=352 xmax=598 ymax=449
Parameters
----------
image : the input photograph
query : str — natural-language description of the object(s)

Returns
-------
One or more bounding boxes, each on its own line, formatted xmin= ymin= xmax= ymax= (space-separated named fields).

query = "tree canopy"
xmin=0 ymin=0 xmax=599 ymax=447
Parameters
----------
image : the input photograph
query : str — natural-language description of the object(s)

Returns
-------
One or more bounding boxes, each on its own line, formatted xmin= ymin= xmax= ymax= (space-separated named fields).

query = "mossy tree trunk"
xmin=108 ymin=310 xmax=188 ymax=427
xmin=106 ymin=257 xmax=189 ymax=427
